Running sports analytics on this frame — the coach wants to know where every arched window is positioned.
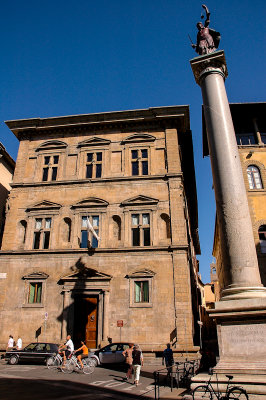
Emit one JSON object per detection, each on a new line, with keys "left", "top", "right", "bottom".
{"left": 19, "top": 220, "right": 27, "bottom": 245}
{"left": 247, "top": 165, "right": 263, "bottom": 189}
{"left": 259, "top": 225, "right": 266, "bottom": 254}
{"left": 160, "top": 213, "right": 171, "bottom": 239}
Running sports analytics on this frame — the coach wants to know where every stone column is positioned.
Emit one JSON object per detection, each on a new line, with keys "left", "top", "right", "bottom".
{"left": 103, "top": 290, "right": 110, "bottom": 341}
{"left": 190, "top": 50, "right": 266, "bottom": 300}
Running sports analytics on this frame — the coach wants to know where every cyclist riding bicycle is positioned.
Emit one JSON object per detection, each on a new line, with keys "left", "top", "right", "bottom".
{"left": 74, "top": 340, "right": 89, "bottom": 369}
{"left": 59, "top": 335, "right": 74, "bottom": 362}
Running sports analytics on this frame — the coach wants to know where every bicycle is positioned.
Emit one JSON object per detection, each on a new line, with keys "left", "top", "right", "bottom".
{"left": 61, "top": 354, "right": 95, "bottom": 375}
{"left": 192, "top": 369, "right": 248, "bottom": 399}
{"left": 46, "top": 353, "right": 64, "bottom": 370}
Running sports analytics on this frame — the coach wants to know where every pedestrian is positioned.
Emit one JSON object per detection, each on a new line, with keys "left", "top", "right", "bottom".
{"left": 132, "top": 344, "right": 143, "bottom": 386}
{"left": 6, "top": 335, "right": 14, "bottom": 351}
{"left": 162, "top": 343, "right": 174, "bottom": 379}
{"left": 16, "top": 336, "right": 23, "bottom": 350}
{"left": 123, "top": 343, "right": 134, "bottom": 380}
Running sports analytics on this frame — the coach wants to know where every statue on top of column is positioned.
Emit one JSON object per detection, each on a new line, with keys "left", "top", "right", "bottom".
{"left": 191, "top": 4, "right": 220, "bottom": 55}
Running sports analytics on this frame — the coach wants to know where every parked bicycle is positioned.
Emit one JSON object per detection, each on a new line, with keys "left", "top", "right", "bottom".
{"left": 61, "top": 354, "right": 95, "bottom": 375}
{"left": 192, "top": 369, "right": 248, "bottom": 399}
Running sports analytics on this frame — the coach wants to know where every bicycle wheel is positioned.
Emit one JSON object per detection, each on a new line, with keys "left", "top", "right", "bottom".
{"left": 227, "top": 387, "right": 248, "bottom": 399}
{"left": 61, "top": 360, "right": 74, "bottom": 374}
{"left": 47, "top": 356, "right": 60, "bottom": 370}
{"left": 82, "top": 362, "right": 95, "bottom": 375}
{"left": 193, "top": 385, "right": 213, "bottom": 399}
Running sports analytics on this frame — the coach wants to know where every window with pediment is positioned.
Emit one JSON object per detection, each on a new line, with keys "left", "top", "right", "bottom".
{"left": 77, "top": 137, "right": 110, "bottom": 179}
{"left": 122, "top": 133, "right": 155, "bottom": 177}
{"left": 127, "top": 269, "right": 155, "bottom": 308}
{"left": 25, "top": 200, "right": 61, "bottom": 250}
{"left": 121, "top": 195, "right": 158, "bottom": 247}
{"left": 72, "top": 197, "right": 108, "bottom": 248}
{"left": 35, "top": 140, "right": 67, "bottom": 182}
{"left": 22, "top": 272, "right": 49, "bottom": 307}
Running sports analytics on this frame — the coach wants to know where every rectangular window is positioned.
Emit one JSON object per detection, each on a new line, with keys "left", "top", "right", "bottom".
{"left": 131, "top": 149, "right": 148, "bottom": 176}
{"left": 42, "top": 155, "right": 60, "bottom": 181}
{"left": 236, "top": 134, "right": 256, "bottom": 145}
{"left": 131, "top": 213, "right": 150, "bottom": 246}
{"left": 80, "top": 215, "right": 99, "bottom": 248}
{"left": 135, "top": 281, "right": 149, "bottom": 303}
{"left": 28, "top": 282, "right": 42, "bottom": 304}
{"left": 33, "top": 218, "right": 51, "bottom": 249}
{"left": 86, "top": 152, "right": 102, "bottom": 179}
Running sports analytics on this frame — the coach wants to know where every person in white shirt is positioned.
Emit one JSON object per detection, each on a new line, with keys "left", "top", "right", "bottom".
{"left": 59, "top": 335, "right": 74, "bottom": 362}
{"left": 16, "top": 337, "right": 22, "bottom": 350}
{"left": 6, "top": 335, "right": 14, "bottom": 351}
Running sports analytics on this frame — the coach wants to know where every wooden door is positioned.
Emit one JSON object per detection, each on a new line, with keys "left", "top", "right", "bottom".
{"left": 74, "top": 296, "right": 98, "bottom": 349}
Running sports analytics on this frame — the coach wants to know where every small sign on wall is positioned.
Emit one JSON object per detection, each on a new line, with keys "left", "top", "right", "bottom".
{"left": 117, "top": 320, "right": 123, "bottom": 327}
{"left": 0, "top": 273, "right": 7, "bottom": 279}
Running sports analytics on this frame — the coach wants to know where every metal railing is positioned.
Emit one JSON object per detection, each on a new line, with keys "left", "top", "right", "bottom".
{"left": 153, "top": 359, "right": 200, "bottom": 400}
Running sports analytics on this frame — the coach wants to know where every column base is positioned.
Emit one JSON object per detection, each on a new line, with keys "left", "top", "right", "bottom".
{"left": 221, "top": 286, "right": 266, "bottom": 301}
{"left": 203, "top": 298, "right": 266, "bottom": 398}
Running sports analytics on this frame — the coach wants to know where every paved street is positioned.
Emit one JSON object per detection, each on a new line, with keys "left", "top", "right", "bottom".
{"left": 0, "top": 360, "right": 188, "bottom": 399}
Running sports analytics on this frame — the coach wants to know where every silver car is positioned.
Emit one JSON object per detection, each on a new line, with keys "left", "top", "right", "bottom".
{"left": 89, "top": 343, "right": 130, "bottom": 366}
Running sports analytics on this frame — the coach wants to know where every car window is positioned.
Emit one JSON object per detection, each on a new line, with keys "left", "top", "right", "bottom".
{"left": 117, "top": 344, "right": 124, "bottom": 351}
{"left": 35, "top": 343, "right": 46, "bottom": 351}
{"left": 101, "top": 344, "right": 117, "bottom": 352}
{"left": 123, "top": 344, "right": 129, "bottom": 351}
{"left": 46, "top": 344, "right": 51, "bottom": 351}
{"left": 24, "top": 343, "right": 37, "bottom": 351}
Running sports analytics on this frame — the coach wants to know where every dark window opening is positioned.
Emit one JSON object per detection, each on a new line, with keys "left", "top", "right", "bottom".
{"left": 33, "top": 232, "right": 41, "bottom": 249}
{"left": 42, "top": 168, "right": 48, "bottom": 181}
{"left": 132, "top": 228, "right": 140, "bottom": 246}
{"left": 51, "top": 167, "right": 57, "bottom": 181}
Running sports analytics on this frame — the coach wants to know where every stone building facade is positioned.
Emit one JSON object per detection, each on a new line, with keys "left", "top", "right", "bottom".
{"left": 207, "top": 103, "right": 266, "bottom": 293}
{"left": 0, "top": 143, "right": 15, "bottom": 248}
{"left": 0, "top": 106, "right": 201, "bottom": 354}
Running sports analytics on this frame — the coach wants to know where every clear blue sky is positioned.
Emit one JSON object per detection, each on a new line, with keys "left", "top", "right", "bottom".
{"left": 0, "top": 0, "right": 265, "bottom": 282}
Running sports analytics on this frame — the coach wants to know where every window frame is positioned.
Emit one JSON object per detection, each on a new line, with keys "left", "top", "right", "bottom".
{"left": 247, "top": 165, "right": 263, "bottom": 190}
{"left": 22, "top": 272, "right": 49, "bottom": 308}
{"left": 33, "top": 217, "right": 52, "bottom": 250}
{"left": 85, "top": 151, "right": 103, "bottom": 179}
{"left": 80, "top": 214, "right": 100, "bottom": 248}
{"left": 131, "top": 212, "right": 151, "bottom": 247}
{"left": 258, "top": 225, "right": 266, "bottom": 254}
{"left": 128, "top": 271, "right": 154, "bottom": 308}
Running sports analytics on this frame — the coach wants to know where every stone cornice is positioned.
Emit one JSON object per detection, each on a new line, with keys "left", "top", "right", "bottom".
{"left": 0, "top": 245, "right": 189, "bottom": 256}
{"left": 10, "top": 173, "right": 183, "bottom": 188}
{"left": 5, "top": 106, "right": 190, "bottom": 140}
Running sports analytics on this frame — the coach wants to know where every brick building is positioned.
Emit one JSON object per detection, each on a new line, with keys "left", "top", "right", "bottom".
{"left": 0, "top": 106, "right": 200, "bottom": 355}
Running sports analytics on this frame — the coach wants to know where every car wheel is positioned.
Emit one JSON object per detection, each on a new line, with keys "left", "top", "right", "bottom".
{"left": 9, "top": 355, "right": 19, "bottom": 365}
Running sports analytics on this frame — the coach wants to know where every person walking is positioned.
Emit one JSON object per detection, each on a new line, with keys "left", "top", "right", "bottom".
{"left": 123, "top": 343, "right": 134, "bottom": 380}
{"left": 132, "top": 344, "right": 143, "bottom": 386}
{"left": 162, "top": 343, "right": 174, "bottom": 379}
{"left": 6, "top": 335, "right": 14, "bottom": 351}
{"left": 16, "top": 337, "right": 23, "bottom": 350}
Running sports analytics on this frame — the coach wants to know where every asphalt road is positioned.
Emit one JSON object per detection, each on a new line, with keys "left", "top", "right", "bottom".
{"left": 0, "top": 360, "right": 157, "bottom": 400}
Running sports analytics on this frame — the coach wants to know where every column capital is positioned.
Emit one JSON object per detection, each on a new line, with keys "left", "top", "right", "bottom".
{"left": 190, "top": 50, "right": 228, "bottom": 85}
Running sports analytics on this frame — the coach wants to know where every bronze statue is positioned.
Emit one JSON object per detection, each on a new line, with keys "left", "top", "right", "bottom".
{"left": 191, "top": 4, "right": 220, "bottom": 55}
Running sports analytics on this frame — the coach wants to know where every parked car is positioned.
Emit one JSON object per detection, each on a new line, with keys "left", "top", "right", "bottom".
{"left": 5, "top": 342, "right": 58, "bottom": 365}
{"left": 89, "top": 343, "right": 130, "bottom": 366}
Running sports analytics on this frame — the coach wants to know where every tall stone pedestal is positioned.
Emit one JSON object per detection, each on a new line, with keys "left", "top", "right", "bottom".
{"left": 190, "top": 51, "right": 266, "bottom": 398}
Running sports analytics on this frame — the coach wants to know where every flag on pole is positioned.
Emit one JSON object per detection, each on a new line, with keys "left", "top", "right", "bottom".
{"left": 86, "top": 216, "right": 100, "bottom": 241}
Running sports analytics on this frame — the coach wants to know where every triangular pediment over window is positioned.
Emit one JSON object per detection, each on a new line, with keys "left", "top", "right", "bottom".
{"left": 35, "top": 140, "right": 67, "bottom": 151}
{"left": 77, "top": 137, "right": 111, "bottom": 147}
{"left": 61, "top": 267, "right": 112, "bottom": 282}
{"left": 22, "top": 271, "right": 49, "bottom": 280}
{"left": 126, "top": 269, "right": 155, "bottom": 279}
{"left": 72, "top": 197, "right": 109, "bottom": 209}
{"left": 26, "top": 200, "right": 62, "bottom": 212}
{"left": 121, "top": 195, "right": 158, "bottom": 206}
{"left": 122, "top": 133, "right": 156, "bottom": 144}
